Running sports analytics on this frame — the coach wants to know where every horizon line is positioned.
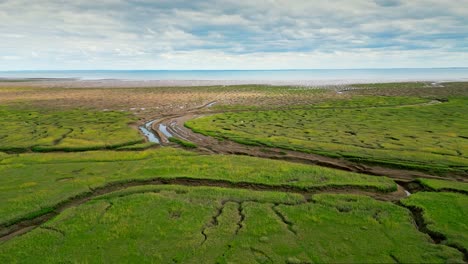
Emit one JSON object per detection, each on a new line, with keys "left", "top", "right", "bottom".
{"left": 1, "top": 67, "right": 468, "bottom": 72}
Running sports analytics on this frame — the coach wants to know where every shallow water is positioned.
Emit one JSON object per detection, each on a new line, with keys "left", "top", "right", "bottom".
{"left": 1, "top": 68, "right": 467, "bottom": 85}
{"left": 159, "top": 124, "right": 173, "bottom": 138}
{"left": 139, "top": 120, "right": 160, "bottom": 143}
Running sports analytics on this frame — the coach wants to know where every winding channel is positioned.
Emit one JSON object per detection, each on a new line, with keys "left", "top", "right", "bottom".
{"left": 139, "top": 101, "right": 466, "bottom": 183}
{"left": 1, "top": 100, "right": 466, "bottom": 253}
{"left": 138, "top": 120, "right": 160, "bottom": 143}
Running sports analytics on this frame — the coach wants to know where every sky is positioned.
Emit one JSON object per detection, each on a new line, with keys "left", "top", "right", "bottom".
{"left": 1, "top": 0, "right": 468, "bottom": 70}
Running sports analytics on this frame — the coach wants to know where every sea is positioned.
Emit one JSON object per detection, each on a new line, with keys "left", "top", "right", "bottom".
{"left": 1, "top": 68, "right": 467, "bottom": 86}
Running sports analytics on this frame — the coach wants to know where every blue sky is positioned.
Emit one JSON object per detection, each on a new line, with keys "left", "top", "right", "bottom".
{"left": 1, "top": 0, "right": 467, "bottom": 70}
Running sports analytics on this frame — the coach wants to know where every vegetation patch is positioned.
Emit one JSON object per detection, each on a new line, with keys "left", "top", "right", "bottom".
{"left": 116, "top": 142, "right": 157, "bottom": 151}
{"left": 0, "top": 148, "right": 396, "bottom": 227}
{"left": 350, "top": 82, "right": 468, "bottom": 98}
{"left": 418, "top": 178, "right": 468, "bottom": 194}
{"left": 0, "top": 106, "right": 143, "bottom": 152}
{"left": 305, "top": 95, "right": 429, "bottom": 108}
{"left": 169, "top": 137, "right": 197, "bottom": 148}
{"left": 212, "top": 95, "right": 429, "bottom": 112}
{"left": 0, "top": 188, "right": 463, "bottom": 263}
{"left": 401, "top": 192, "right": 468, "bottom": 256}
{"left": 187, "top": 96, "right": 468, "bottom": 175}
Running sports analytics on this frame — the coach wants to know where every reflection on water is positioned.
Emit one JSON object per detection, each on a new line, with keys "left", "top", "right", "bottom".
{"left": 159, "top": 124, "right": 173, "bottom": 138}
{"left": 139, "top": 120, "right": 160, "bottom": 143}
{"left": 1, "top": 69, "right": 468, "bottom": 82}
{"left": 206, "top": 102, "right": 217, "bottom": 107}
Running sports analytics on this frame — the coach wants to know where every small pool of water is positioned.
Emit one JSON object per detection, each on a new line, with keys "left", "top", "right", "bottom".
{"left": 159, "top": 124, "right": 173, "bottom": 138}
{"left": 139, "top": 120, "right": 160, "bottom": 143}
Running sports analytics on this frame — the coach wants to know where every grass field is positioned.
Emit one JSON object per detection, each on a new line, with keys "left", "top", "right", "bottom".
{"left": 212, "top": 95, "right": 431, "bottom": 111}
{"left": 0, "top": 106, "right": 143, "bottom": 152}
{"left": 0, "top": 186, "right": 463, "bottom": 263}
{"left": 350, "top": 82, "right": 468, "bottom": 97}
{"left": 169, "top": 137, "right": 198, "bottom": 148}
{"left": 418, "top": 178, "right": 468, "bottom": 193}
{"left": 0, "top": 148, "right": 396, "bottom": 227}
{"left": 401, "top": 192, "right": 468, "bottom": 254}
{"left": 186, "top": 96, "right": 468, "bottom": 174}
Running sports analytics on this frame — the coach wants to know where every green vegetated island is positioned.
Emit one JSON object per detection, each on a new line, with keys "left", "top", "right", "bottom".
{"left": 187, "top": 95, "right": 468, "bottom": 175}
{"left": 0, "top": 82, "right": 467, "bottom": 263}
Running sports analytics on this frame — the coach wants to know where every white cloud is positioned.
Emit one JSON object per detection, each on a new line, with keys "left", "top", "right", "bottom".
{"left": 0, "top": 0, "right": 467, "bottom": 70}
{"left": 1, "top": 56, "right": 22, "bottom": 60}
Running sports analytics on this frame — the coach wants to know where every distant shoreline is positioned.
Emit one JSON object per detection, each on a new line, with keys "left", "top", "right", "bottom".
{"left": 0, "top": 68, "right": 467, "bottom": 87}
{"left": 1, "top": 78, "right": 468, "bottom": 88}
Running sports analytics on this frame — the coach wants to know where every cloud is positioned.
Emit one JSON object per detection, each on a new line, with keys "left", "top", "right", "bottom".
{"left": 0, "top": 0, "right": 467, "bottom": 70}
{"left": 1, "top": 55, "right": 22, "bottom": 61}
{"left": 374, "top": 0, "right": 401, "bottom": 7}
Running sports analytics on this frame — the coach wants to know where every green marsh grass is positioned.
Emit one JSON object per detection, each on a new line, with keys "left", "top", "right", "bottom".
{"left": 418, "top": 178, "right": 468, "bottom": 193}
{"left": 0, "top": 148, "right": 396, "bottom": 226}
{"left": 186, "top": 96, "right": 468, "bottom": 174}
{"left": 116, "top": 142, "right": 157, "bottom": 151}
{"left": 169, "top": 137, "right": 198, "bottom": 148}
{"left": 402, "top": 192, "right": 468, "bottom": 253}
{"left": 0, "top": 188, "right": 463, "bottom": 263}
{"left": 0, "top": 106, "right": 143, "bottom": 152}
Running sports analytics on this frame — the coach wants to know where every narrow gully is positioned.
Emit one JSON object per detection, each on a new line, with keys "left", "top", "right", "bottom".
{"left": 0, "top": 177, "right": 406, "bottom": 243}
